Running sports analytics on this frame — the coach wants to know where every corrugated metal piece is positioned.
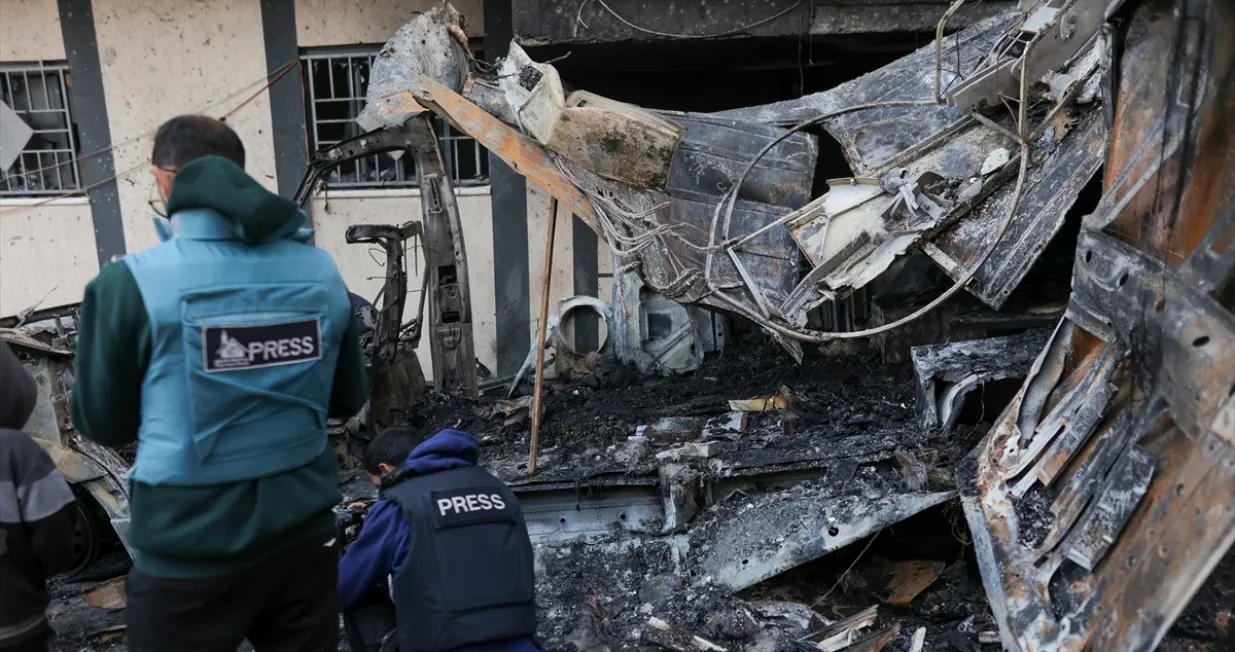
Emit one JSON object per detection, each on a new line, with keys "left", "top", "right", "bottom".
{"left": 656, "top": 112, "right": 819, "bottom": 309}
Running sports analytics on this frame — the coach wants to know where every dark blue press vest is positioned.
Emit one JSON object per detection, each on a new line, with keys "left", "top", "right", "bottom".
{"left": 124, "top": 208, "right": 352, "bottom": 486}
{"left": 382, "top": 465, "right": 538, "bottom": 652}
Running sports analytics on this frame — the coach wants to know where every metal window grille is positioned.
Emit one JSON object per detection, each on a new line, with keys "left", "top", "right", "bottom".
{"left": 0, "top": 62, "right": 80, "bottom": 196}
{"left": 302, "top": 49, "right": 489, "bottom": 189}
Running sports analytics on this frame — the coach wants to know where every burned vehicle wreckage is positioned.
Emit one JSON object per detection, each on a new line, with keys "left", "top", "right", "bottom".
{"left": 2, "top": 0, "right": 1233, "bottom": 649}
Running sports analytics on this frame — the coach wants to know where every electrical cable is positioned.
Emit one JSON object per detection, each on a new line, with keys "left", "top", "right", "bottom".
{"left": 0, "top": 159, "right": 149, "bottom": 213}
{"left": 709, "top": 141, "right": 1028, "bottom": 343}
{"left": 0, "top": 61, "right": 302, "bottom": 218}
{"left": 220, "top": 60, "right": 299, "bottom": 120}
{"left": 695, "top": 30, "right": 1045, "bottom": 343}
{"left": 935, "top": 0, "right": 971, "bottom": 102}
{"left": 702, "top": 100, "right": 938, "bottom": 284}
{"left": 591, "top": 0, "right": 804, "bottom": 40}
{"left": 5, "top": 60, "right": 301, "bottom": 187}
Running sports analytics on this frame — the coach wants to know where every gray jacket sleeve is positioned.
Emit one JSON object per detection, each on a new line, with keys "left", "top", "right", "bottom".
{"left": 0, "top": 430, "right": 80, "bottom": 575}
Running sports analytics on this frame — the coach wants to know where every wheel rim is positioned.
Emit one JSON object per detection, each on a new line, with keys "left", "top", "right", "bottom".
{"left": 59, "top": 501, "right": 98, "bottom": 578}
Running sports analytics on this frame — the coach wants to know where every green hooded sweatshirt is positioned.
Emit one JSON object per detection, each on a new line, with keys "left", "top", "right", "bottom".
{"left": 69, "top": 156, "right": 368, "bottom": 579}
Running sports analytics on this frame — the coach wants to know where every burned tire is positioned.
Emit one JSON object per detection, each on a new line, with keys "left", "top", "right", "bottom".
{"left": 57, "top": 486, "right": 125, "bottom": 582}
{"left": 58, "top": 498, "right": 99, "bottom": 579}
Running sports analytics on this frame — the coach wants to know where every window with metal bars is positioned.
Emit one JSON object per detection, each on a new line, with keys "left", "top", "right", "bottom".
{"left": 302, "top": 49, "right": 489, "bottom": 189}
{"left": 0, "top": 62, "right": 81, "bottom": 197}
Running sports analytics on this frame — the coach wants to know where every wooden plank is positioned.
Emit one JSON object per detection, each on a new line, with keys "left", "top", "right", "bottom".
{"left": 840, "top": 624, "right": 901, "bottom": 652}
{"left": 0, "top": 328, "right": 72, "bottom": 356}
{"left": 408, "top": 78, "right": 600, "bottom": 232}
{"left": 83, "top": 577, "right": 126, "bottom": 610}
{"left": 882, "top": 560, "right": 946, "bottom": 607}
{"left": 909, "top": 627, "right": 927, "bottom": 652}
{"left": 815, "top": 605, "right": 879, "bottom": 651}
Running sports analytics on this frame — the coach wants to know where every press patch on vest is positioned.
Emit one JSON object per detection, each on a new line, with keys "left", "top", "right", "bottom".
{"left": 202, "top": 319, "right": 322, "bottom": 372}
{"left": 430, "top": 487, "right": 515, "bottom": 529}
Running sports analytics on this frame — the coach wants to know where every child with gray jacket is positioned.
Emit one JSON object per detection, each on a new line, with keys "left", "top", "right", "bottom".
{"left": 0, "top": 342, "right": 79, "bottom": 652}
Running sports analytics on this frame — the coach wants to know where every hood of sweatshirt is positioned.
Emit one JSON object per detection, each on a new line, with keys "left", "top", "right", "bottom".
{"left": 0, "top": 343, "right": 37, "bottom": 430}
{"left": 165, "top": 155, "right": 304, "bottom": 245}
{"left": 400, "top": 429, "right": 480, "bottom": 477}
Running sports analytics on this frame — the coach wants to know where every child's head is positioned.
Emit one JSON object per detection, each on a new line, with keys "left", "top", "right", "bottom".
{"left": 362, "top": 426, "right": 425, "bottom": 486}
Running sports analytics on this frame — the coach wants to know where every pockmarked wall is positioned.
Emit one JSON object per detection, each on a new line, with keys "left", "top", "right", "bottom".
{"left": 91, "top": 0, "right": 279, "bottom": 255}
{"left": 0, "top": 0, "right": 613, "bottom": 373}
{"left": 294, "top": 0, "right": 484, "bottom": 47}
{"left": 0, "top": 0, "right": 65, "bottom": 61}
{"left": 0, "top": 0, "right": 93, "bottom": 317}
{"left": 0, "top": 200, "right": 99, "bottom": 317}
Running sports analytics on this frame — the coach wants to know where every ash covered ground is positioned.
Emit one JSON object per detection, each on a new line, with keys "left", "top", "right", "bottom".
{"left": 43, "top": 343, "right": 1235, "bottom": 651}
{"left": 399, "top": 345, "right": 961, "bottom": 485}
{"left": 47, "top": 577, "right": 126, "bottom": 652}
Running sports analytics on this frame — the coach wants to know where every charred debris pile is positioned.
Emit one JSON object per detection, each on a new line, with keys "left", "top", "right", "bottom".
{"left": 382, "top": 341, "right": 1001, "bottom": 652}
{"left": 340, "top": 0, "right": 1233, "bottom": 648}
{"left": 363, "top": 332, "right": 1228, "bottom": 652}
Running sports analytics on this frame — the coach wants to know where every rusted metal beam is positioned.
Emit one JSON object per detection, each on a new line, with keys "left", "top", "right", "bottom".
{"left": 406, "top": 80, "right": 601, "bottom": 232}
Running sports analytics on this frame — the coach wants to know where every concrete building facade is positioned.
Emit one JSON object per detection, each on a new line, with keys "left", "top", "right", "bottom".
{"left": 0, "top": 0, "right": 607, "bottom": 381}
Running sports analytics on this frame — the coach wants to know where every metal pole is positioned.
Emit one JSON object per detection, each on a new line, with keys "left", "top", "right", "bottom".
{"left": 528, "top": 198, "right": 558, "bottom": 475}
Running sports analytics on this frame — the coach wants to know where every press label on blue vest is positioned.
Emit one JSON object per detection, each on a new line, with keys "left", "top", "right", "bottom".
{"left": 202, "top": 319, "right": 322, "bottom": 372}
{"left": 430, "top": 487, "right": 515, "bottom": 529}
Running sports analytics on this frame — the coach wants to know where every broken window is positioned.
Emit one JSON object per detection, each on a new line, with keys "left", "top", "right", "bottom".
{"left": 0, "top": 62, "right": 81, "bottom": 197}
{"left": 300, "top": 48, "right": 489, "bottom": 188}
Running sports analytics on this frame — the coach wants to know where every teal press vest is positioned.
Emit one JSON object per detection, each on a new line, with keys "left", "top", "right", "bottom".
{"left": 124, "top": 208, "right": 351, "bottom": 486}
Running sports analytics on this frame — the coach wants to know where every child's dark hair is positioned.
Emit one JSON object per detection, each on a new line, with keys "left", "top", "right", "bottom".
{"left": 362, "top": 427, "right": 426, "bottom": 476}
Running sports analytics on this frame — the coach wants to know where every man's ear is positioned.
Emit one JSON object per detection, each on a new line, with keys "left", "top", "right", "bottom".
{"left": 378, "top": 462, "right": 395, "bottom": 476}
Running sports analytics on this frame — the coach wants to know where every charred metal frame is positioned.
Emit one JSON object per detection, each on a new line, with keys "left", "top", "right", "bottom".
{"left": 961, "top": 0, "right": 1235, "bottom": 650}
{"left": 346, "top": 222, "right": 426, "bottom": 354}
{"left": 345, "top": 221, "right": 428, "bottom": 430}
{"left": 405, "top": 116, "right": 479, "bottom": 400}
{"left": 910, "top": 329, "right": 1050, "bottom": 433}
{"left": 296, "top": 117, "right": 479, "bottom": 401}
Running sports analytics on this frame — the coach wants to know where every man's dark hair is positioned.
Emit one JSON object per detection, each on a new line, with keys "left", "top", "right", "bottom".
{"left": 151, "top": 115, "right": 245, "bottom": 169}
{"left": 362, "top": 427, "right": 427, "bottom": 476}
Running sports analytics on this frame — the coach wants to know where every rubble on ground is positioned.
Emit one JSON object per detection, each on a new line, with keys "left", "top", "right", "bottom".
{"left": 7, "top": 0, "right": 1234, "bottom": 649}
{"left": 362, "top": 340, "right": 1230, "bottom": 652}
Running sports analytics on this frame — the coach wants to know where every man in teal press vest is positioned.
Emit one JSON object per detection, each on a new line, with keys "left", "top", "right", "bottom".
{"left": 70, "top": 115, "right": 368, "bottom": 652}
